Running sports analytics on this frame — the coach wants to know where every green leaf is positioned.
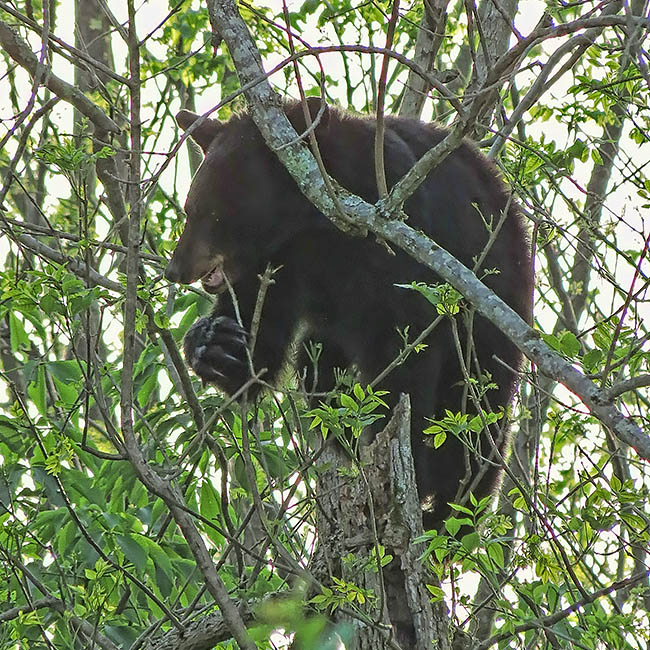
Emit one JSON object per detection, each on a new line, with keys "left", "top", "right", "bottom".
{"left": 339, "top": 394, "right": 358, "bottom": 411}
{"left": 8, "top": 312, "right": 29, "bottom": 352}
{"left": 108, "top": 475, "right": 124, "bottom": 513}
{"left": 48, "top": 360, "right": 85, "bottom": 383}
{"left": 433, "top": 432, "right": 447, "bottom": 448}
{"left": 27, "top": 364, "right": 47, "bottom": 416}
{"left": 137, "top": 372, "right": 158, "bottom": 408}
{"left": 67, "top": 471, "right": 105, "bottom": 506}
{"left": 559, "top": 331, "right": 580, "bottom": 358}
{"left": 487, "top": 542, "right": 505, "bottom": 568}
{"left": 116, "top": 534, "right": 148, "bottom": 573}
{"left": 52, "top": 375, "right": 78, "bottom": 407}
{"left": 57, "top": 519, "right": 78, "bottom": 556}
{"left": 582, "top": 348, "right": 602, "bottom": 372}
{"left": 445, "top": 517, "right": 461, "bottom": 536}
{"left": 461, "top": 532, "right": 480, "bottom": 552}
{"left": 448, "top": 503, "right": 474, "bottom": 515}
{"left": 541, "top": 333, "right": 561, "bottom": 352}
{"left": 200, "top": 481, "right": 220, "bottom": 521}
{"left": 425, "top": 584, "right": 444, "bottom": 602}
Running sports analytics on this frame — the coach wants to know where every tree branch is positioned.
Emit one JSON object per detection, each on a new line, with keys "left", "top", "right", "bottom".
{"left": 207, "top": 0, "right": 650, "bottom": 460}
{"left": 0, "top": 19, "right": 120, "bottom": 133}
{"left": 0, "top": 1, "right": 130, "bottom": 86}
{"left": 149, "top": 602, "right": 255, "bottom": 650}
{"left": 0, "top": 595, "right": 119, "bottom": 650}
{"left": 116, "top": 10, "right": 256, "bottom": 648}
{"left": 472, "top": 570, "right": 650, "bottom": 650}
{"left": 399, "top": 0, "right": 451, "bottom": 119}
{"left": 2, "top": 230, "right": 123, "bottom": 292}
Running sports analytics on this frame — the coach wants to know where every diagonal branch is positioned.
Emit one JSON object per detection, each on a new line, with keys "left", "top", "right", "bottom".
{"left": 0, "top": 19, "right": 120, "bottom": 133}
{"left": 206, "top": 0, "right": 649, "bottom": 459}
{"left": 473, "top": 570, "right": 650, "bottom": 650}
{"left": 149, "top": 602, "right": 255, "bottom": 650}
{"left": 0, "top": 1, "right": 130, "bottom": 86}
{"left": 117, "top": 5, "right": 256, "bottom": 649}
{"left": 0, "top": 593, "right": 119, "bottom": 650}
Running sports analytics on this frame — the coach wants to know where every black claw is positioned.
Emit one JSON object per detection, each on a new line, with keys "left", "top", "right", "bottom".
{"left": 184, "top": 313, "right": 251, "bottom": 388}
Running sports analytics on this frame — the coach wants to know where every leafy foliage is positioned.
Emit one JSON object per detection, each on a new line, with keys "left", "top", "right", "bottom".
{"left": 0, "top": 0, "right": 649, "bottom": 648}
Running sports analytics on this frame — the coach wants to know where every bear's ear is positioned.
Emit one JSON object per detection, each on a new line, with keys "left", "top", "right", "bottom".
{"left": 176, "top": 109, "right": 222, "bottom": 153}
{"left": 285, "top": 97, "right": 330, "bottom": 138}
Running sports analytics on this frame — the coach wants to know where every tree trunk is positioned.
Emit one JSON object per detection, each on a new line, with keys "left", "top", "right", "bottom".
{"left": 312, "top": 395, "right": 452, "bottom": 650}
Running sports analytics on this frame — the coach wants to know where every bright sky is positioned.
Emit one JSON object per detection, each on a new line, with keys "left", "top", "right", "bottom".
{"left": 1, "top": 0, "right": 647, "bottom": 303}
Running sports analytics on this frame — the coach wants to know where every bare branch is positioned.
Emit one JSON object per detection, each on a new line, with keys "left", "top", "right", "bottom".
{"left": 374, "top": 0, "right": 401, "bottom": 198}
{"left": 113, "top": 8, "right": 257, "bottom": 647}
{"left": 604, "top": 374, "right": 650, "bottom": 400}
{"left": 2, "top": 230, "right": 123, "bottom": 292}
{"left": 399, "top": 0, "right": 451, "bottom": 119}
{"left": 473, "top": 570, "right": 650, "bottom": 650}
{"left": 0, "top": 19, "right": 120, "bottom": 133}
{"left": 0, "top": 595, "right": 119, "bottom": 650}
{"left": 0, "top": 0, "right": 130, "bottom": 86}
{"left": 149, "top": 602, "right": 255, "bottom": 650}
{"left": 207, "top": 0, "right": 650, "bottom": 459}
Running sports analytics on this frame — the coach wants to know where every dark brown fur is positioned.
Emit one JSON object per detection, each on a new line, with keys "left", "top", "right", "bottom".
{"left": 166, "top": 99, "right": 533, "bottom": 528}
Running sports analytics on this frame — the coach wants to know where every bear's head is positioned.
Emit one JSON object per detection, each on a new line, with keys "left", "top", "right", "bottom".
{"left": 165, "top": 98, "right": 331, "bottom": 294}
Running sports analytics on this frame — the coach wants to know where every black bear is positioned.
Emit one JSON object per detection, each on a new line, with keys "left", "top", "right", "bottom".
{"left": 165, "top": 98, "right": 533, "bottom": 528}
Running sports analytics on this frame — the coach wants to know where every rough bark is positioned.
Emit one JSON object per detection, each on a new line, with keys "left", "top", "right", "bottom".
{"left": 312, "top": 395, "right": 452, "bottom": 650}
{"left": 464, "top": 0, "right": 520, "bottom": 138}
{"left": 399, "top": 0, "right": 451, "bottom": 119}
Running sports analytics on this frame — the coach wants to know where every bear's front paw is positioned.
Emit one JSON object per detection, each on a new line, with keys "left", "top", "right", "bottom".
{"left": 184, "top": 315, "right": 250, "bottom": 390}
